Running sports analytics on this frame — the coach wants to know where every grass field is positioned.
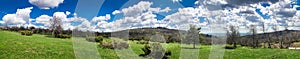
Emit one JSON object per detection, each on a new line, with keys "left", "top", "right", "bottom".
{"left": 1, "top": 30, "right": 300, "bottom": 59}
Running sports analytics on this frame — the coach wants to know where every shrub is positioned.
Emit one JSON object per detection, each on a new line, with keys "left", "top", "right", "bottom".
{"left": 113, "top": 39, "right": 129, "bottom": 49}
{"left": 137, "top": 41, "right": 149, "bottom": 44}
{"left": 163, "top": 51, "right": 172, "bottom": 59}
{"left": 224, "top": 45, "right": 236, "bottom": 49}
{"left": 100, "top": 41, "right": 114, "bottom": 49}
{"left": 99, "top": 38, "right": 129, "bottom": 49}
{"left": 56, "top": 34, "right": 71, "bottom": 38}
{"left": 139, "top": 42, "right": 171, "bottom": 59}
{"left": 20, "top": 30, "right": 33, "bottom": 36}
{"left": 86, "top": 36, "right": 104, "bottom": 42}
{"left": 139, "top": 44, "right": 151, "bottom": 57}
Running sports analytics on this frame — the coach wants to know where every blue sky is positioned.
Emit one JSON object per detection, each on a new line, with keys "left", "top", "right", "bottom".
{"left": 0, "top": 0, "right": 196, "bottom": 20}
{"left": 0, "top": 0, "right": 280, "bottom": 21}
{"left": 0, "top": 0, "right": 300, "bottom": 33}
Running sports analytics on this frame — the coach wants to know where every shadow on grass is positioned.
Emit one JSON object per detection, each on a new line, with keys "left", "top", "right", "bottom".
{"left": 181, "top": 47, "right": 201, "bottom": 49}
{"left": 45, "top": 35, "right": 54, "bottom": 38}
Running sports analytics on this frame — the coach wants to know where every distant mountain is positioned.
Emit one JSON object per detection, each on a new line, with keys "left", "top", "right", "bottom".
{"left": 241, "top": 30, "right": 300, "bottom": 38}
{"left": 238, "top": 29, "right": 300, "bottom": 46}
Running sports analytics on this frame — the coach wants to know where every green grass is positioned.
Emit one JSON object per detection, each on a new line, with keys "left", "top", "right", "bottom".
{"left": 1, "top": 30, "right": 300, "bottom": 59}
{"left": 0, "top": 31, "right": 75, "bottom": 59}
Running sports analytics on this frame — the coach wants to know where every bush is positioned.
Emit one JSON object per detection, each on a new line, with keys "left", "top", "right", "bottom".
{"left": 20, "top": 30, "right": 33, "bottom": 36}
{"left": 163, "top": 51, "right": 172, "bottom": 59}
{"left": 139, "top": 44, "right": 151, "bottom": 57}
{"left": 137, "top": 41, "right": 149, "bottom": 44}
{"left": 100, "top": 41, "right": 114, "bottom": 49}
{"left": 86, "top": 36, "right": 104, "bottom": 42}
{"left": 99, "top": 38, "right": 129, "bottom": 49}
{"left": 113, "top": 39, "right": 129, "bottom": 49}
{"left": 56, "top": 34, "right": 71, "bottom": 38}
{"left": 139, "top": 42, "right": 171, "bottom": 59}
{"left": 224, "top": 45, "right": 236, "bottom": 49}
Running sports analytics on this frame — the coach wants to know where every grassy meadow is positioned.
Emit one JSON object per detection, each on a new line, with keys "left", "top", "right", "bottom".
{"left": 1, "top": 30, "right": 300, "bottom": 59}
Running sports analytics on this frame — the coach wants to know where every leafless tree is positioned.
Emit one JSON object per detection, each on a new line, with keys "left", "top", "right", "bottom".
{"left": 226, "top": 25, "right": 240, "bottom": 48}
{"left": 261, "top": 22, "right": 271, "bottom": 48}
{"left": 186, "top": 25, "right": 200, "bottom": 48}
{"left": 249, "top": 25, "right": 258, "bottom": 48}
{"left": 50, "top": 16, "right": 63, "bottom": 37}
{"left": 271, "top": 25, "right": 282, "bottom": 48}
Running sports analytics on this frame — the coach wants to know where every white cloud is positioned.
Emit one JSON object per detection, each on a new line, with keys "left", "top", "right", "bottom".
{"left": 2, "top": 7, "right": 33, "bottom": 25}
{"left": 34, "top": 11, "right": 77, "bottom": 30}
{"left": 53, "top": 12, "right": 68, "bottom": 21}
{"left": 121, "top": 1, "right": 152, "bottom": 17}
{"left": 172, "top": 0, "right": 182, "bottom": 3}
{"left": 0, "top": 21, "right": 4, "bottom": 24}
{"left": 36, "top": 15, "right": 52, "bottom": 27}
{"left": 66, "top": 11, "right": 71, "bottom": 15}
{"left": 93, "top": 1, "right": 171, "bottom": 32}
{"left": 11, "top": 0, "right": 298, "bottom": 33}
{"left": 68, "top": 15, "right": 86, "bottom": 22}
{"left": 91, "top": 14, "right": 110, "bottom": 22}
{"left": 29, "top": 0, "right": 64, "bottom": 9}
{"left": 112, "top": 10, "right": 121, "bottom": 15}
{"left": 76, "top": 20, "right": 92, "bottom": 31}
{"left": 162, "top": 7, "right": 203, "bottom": 30}
{"left": 258, "top": 0, "right": 299, "bottom": 29}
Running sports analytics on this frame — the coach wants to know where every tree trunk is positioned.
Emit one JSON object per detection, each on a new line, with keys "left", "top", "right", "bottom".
{"left": 233, "top": 42, "right": 237, "bottom": 48}
{"left": 193, "top": 40, "right": 196, "bottom": 48}
{"left": 267, "top": 34, "right": 271, "bottom": 48}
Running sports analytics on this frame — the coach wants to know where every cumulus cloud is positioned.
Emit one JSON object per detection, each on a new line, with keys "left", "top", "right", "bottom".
{"left": 0, "top": 21, "right": 4, "bottom": 24}
{"left": 34, "top": 11, "right": 78, "bottom": 30}
{"left": 162, "top": 7, "right": 204, "bottom": 30}
{"left": 91, "top": 14, "right": 111, "bottom": 22}
{"left": 68, "top": 13, "right": 87, "bottom": 22}
{"left": 92, "top": 1, "right": 171, "bottom": 32}
{"left": 36, "top": 15, "right": 52, "bottom": 27}
{"left": 66, "top": 11, "right": 71, "bottom": 15}
{"left": 8, "top": 0, "right": 298, "bottom": 33}
{"left": 112, "top": 10, "right": 121, "bottom": 15}
{"left": 76, "top": 20, "right": 93, "bottom": 31}
{"left": 2, "top": 7, "right": 33, "bottom": 25}
{"left": 258, "top": 0, "right": 299, "bottom": 28}
{"left": 225, "top": 0, "right": 279, "bottom": 7}
{"left": 172, "top": 0, "right": 182, "bottom": 3}
{"left": 29, "top": 0, "right": 64, "bottom": 9}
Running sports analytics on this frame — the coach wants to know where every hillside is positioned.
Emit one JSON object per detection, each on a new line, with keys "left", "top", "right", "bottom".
{"left": 238, "top": 29, "right": 300, "bottom": 47}
{"left": 96, "top": 27, "right": 213, "bottom": 43}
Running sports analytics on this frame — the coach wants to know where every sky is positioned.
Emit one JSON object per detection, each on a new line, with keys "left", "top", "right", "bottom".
{"left": 0, "top": 0, "right": 300, "bottom": 34}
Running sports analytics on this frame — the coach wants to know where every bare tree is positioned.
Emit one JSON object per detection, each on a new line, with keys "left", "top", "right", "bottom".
{"left": 282, "top": 20, "right": 297, "bottom": 48}
{"left": 261, "top": 22, "right": 272, "bottom": 48}
{"left": 50, "top": 16, "right": 63, "bottom": 37}
{"left": 186, "top": 25, "right": 200, "bottom": 48}
{"left": 271, "top": 25, "right": 281, "bottom": 48}
{"left": 227, "top": 25, "right": 240, "bottom": 48}
{"left": 249, "top": 25, "right": 258, "bottom": 48}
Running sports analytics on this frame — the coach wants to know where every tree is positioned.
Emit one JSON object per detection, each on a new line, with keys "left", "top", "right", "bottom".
{"left": 226, "top": 25, "right": 240, "bottom": 48}
{"left": 261, "top": 22, "right": 271, "bottom": 48}
{"left": 249, "top": 25, "right": 258, "bottom": 48}
{"left": 50, "top": 16, "right": 63, "bottom": 37}
{"left": 272, "top": 25, "right": 280, "bottom": 48}
{"left": 186, "top": 25, "right": 200, "bottom": 48}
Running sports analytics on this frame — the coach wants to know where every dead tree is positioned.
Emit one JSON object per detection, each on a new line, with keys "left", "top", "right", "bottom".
{"left": 227, "top": 25, "right": 240, "bottom": 48}
{"left": 249, "top": 25, "right": 258, "bottom": 48}
{"left": 50, "top": 16, "right": 63, "bottom": 37}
